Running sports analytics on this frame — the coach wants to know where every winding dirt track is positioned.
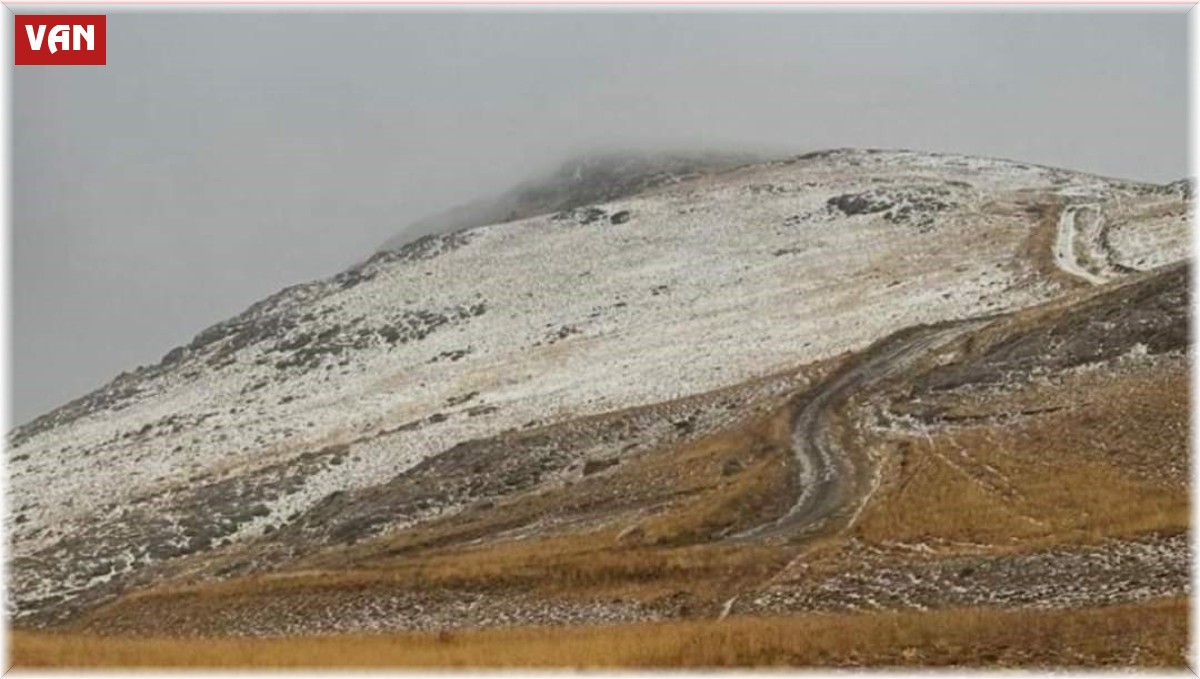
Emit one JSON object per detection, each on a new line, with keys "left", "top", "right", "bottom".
{"left": 733, "top": 320, "right": 989, "bottom": 542}
{"left": 1054, "top": 204, "right": 1107, "bottom": 285}
{"left": 1053, "top": 202, "right": 1133, "bottom": 286}
{"left": 736, "top": 197, "right": 1147, "bottom": 544}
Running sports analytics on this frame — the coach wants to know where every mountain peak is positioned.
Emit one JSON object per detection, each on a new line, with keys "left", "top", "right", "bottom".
{"left": 11, "top": 149, "right": 1191, "bottom": 641}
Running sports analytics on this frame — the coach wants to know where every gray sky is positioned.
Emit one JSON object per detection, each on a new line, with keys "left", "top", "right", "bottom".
{"left": 12, "top": 9, "right": 1189, "bottom": 425}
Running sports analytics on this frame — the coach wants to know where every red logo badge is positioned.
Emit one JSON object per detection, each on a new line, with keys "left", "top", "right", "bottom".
{"left": 15, "top": 15, "right": 106, "bottom": 66}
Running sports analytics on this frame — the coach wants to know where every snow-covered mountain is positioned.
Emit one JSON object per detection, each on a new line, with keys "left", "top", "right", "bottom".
{"left": 8, "top": 148, "right": 1191, "bottom": 627}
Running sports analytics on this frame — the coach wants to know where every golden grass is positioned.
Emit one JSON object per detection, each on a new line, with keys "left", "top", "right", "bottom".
{"left": 854, "top": 360, "right": 1188, "bottom": 548}
{"left": 16, "top": 597, "right": 1187, "bottom": 668}
{"left": 635, "top": 405, "right": 797, "bottom": 545}
{"left": 127, "top": 540, "right": 788, "bottom": 602}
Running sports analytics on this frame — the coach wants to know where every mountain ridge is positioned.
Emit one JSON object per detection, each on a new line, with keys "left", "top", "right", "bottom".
{"left": 8, "top": 148, "right": 1191, "bottom": 642}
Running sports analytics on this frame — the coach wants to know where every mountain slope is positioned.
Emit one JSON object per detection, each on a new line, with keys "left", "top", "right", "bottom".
{"left": 60, "top": 260, "right": 1187, "bottom": 637}
{"left": 8, "top": 149, "right": 1191, "bottom": 650}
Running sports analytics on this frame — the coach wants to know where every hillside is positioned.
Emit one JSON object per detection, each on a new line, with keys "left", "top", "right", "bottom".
{"left": 8, "top": 148, "right": 1191, "bottom": 667}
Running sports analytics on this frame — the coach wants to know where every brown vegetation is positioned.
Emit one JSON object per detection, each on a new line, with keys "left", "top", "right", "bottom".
{"left": 855, "top": 358, "right": 1188, "bottom": 548}
{"left": 15, "top": 597, "right": 1187, "bottom": 668}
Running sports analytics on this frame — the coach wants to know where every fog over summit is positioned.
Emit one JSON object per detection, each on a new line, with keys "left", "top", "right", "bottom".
{"left": 14, "top": 10, "right": 1187, "bottom": 425}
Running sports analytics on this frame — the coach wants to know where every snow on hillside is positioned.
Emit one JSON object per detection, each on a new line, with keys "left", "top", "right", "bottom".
{"left": 7, "top": 148, "right": 1190, "bottom": 619}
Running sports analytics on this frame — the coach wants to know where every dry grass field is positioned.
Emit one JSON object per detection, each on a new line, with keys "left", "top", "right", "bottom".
{"left": 854, "top": 358, "right": 1189, "bottom": 548}
{"left": 13, "top": 598, "right": 1187, "bottom": 668}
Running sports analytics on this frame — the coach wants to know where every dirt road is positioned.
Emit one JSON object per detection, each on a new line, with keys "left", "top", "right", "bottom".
{"left": 734, "top": 320, "right": 988, "bottom": 542}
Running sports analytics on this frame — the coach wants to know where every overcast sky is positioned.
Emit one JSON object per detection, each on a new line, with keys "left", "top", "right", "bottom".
{"left": 12, "top": 9, "right": 1189, "bottom": 424}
